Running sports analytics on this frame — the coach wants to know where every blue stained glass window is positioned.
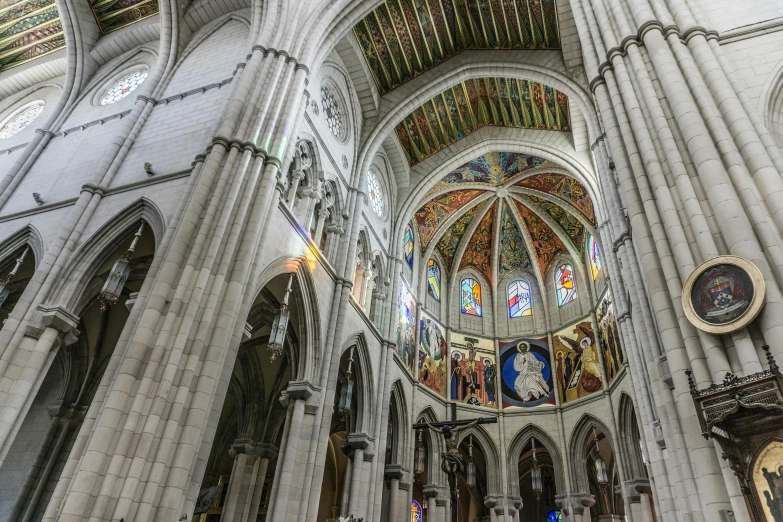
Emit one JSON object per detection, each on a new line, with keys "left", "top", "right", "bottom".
{"left": 427, "top": 259, "right": 441, "bottom": 301}
{"left": 404, "top": 224, "right": 414, "bottom": 269}
{"left": 411, "top": 501, "right": 423, "bottom": 522}
{"left": 547, "top": 510, "right": 563, "bottom": 522}
{"left": 461, "top": 278, "right": 482, "bottom": 316}
{"left": 508, "top": 280, "right": 532, "bottom": 318}
{"left": 555, "top": 263, "right": 577, "bottom": 306}
{"left": 588, "top": 235, "right": 602, "bottom": 280}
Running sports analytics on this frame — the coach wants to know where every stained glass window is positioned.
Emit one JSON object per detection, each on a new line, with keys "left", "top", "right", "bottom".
{"left": 0, "top": 102, "right": 44, "bottom": 139}
{"left": 100, "top": 71, "right": 148, "bottom": 105}
{"left": 461, "top": 277, "right": 482, "bottom": 316}
{"left": 555, "top": 263, "right": 577, "bottom": 306}
{"left": 411, "top": 501, "right": 423, "bottom": 522}
{"left": 321, "top": 85, "right": 343, "bottom": 138}
{"left": 588, "top": 235, "right": 602, "bottom": 280}
{"left": 508, "top": 280, "right": 532, "bottom": 318}
{"left": 427, "top": 259, "right": 441, "bottom": 301}
{"left": 547, "top": 510, "right": 563, "bottom": 522}
{"left": 367, "top": 170, "right": 384, "bottom": 217}
{"left": 404, "top": 224, "right": 414, "bottom": 269}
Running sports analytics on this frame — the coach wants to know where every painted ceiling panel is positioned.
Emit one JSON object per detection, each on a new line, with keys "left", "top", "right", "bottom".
{"left": 459, "top": 200, "right": 495, "bottom": 282}
{"left": 354, "top": 0, "right": 560, "bottom": 95}
{"left": 525, "top": 193, "right": 585, "bottom": 254}
{"left": 414, "top": 188, "right": 485, "bottom": 250}
{"left": 515, "top": 173, "right": 596, "bottom": 225}
{"left": 513, "top": 197, "right": 566, "bottom": 275}
{"left": 394, "top": 77, "right": 570, "bottom": 166}
{"left": 0, "top": 0, "right": 65, "bottom": 71}
{"left": 90, "top": 0, "right": 159, "bottom": 34}
{"left": 425, "top": 151, "right": 559, "bottom": 197}
{"left": 435, "top": 201, "right": 483, "bottom": 272}
{"left": 498, "top": 201, "right": 531, "bottom": 279}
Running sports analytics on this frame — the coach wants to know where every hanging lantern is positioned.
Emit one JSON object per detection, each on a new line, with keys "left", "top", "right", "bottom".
{"left": 466, "top": 435, "right": 476, "bottom": 487}
{"left": 592, "top": 427, "right": 609, "bottom": 486}
{"left": 100, "top": 222, "right": 144, "bottom": 311}
{"left": 0, "top": 245, "right": 29, "bottom": 308}
{"left": 414, "top": 429, "right": 426, "bottom": 477}
{"left": 268, "top": 274, "right": 294, "bottom": 360}
{"left": 337, "top": 347, "right": 355, "bottom": 419}
{"left": 531, "top": 438, "right": 543, "bottom": 499}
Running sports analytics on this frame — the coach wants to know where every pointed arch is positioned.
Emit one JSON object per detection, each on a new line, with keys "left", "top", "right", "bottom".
{"left": 341, "top": 331, "right": 375, "bottom": 434}
{"left": 0, "top": 224, "right": 44, "bottom": 268}
{"left": 458, "top": 423, "right": 502, "bottom": 494}
{"left": 414, "top": 406, "right": 445, "bottom": 485}
{"left": 506, "top": 424, "right": 566, "bottom": 498}
{"left": 49, "top": 197, "right": 165, "bottom": 311}
{"left": 617, "top": 393, "right": 646, "bottom": 481}
{"left": 387, "top": 380, "right": 408, "bottom": 465}
{"left": 568, "top": 414, "right": 617, "bottom": 494}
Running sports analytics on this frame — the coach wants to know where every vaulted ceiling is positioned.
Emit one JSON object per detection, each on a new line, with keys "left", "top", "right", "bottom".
{"left": 353, "top": 0, "right": 561, "bottom": 95}
{"left": 90, "top": 0, "right": 159, "bottom": 34}
{"left": 414, "top": 152, "right": 595, "bottom": 284}
{"left": 0, "top": 0, "right": 65, "bottom": 71}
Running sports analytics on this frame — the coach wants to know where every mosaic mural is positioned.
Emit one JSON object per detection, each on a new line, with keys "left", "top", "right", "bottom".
{"left": 353, "top": 0, "right": 561, "bottom": 95}
{"left": 425, "top": 152, "right": 559, "bottom": 197}
{"left": 513, "top": 198, "right": 566, "bottom": 276}
{"left": 394, "top": 78, "right": 570, "bottom": 165}
{"left": 552, "top": 320, "right": 602, "bottom": 403}
{"left": 498, "top": 202, "right": 531, "bottom": 280}
{"left": 90, "top": 0, "right": 160, "bottom": 34}
{"left": 516, "top": 173, "right": 596, "bottom": 225}
{"left": 435, "top": 202, "right": 483, "bottom": 272}
{"left": 499, "top": 337, "right": 554, "bottom": 408}
{"left": 451, "top": 334, "right": 497, "bottom": 408}
{"left": 459, "top": 202, "right": 495, "bottom": 282}
{"left": 0, "top": 0, "right": 65, "bottom": 71}
{"left": 596, "top": 291, "right": 623, "bottom": 382}
{"left": 525, "top": 194, "right": 585, "bottom": 254}
{"left": 414, "top": 189, "right": 484, "bottom": 250}
{"left": 752, "top": 440, "right": 783, "bottom": 522}
{"left": 396, "top": 285, "right": 417, "bottom": 375}
{"left": 419, "top": 313, "right": 447, "bottom": 397}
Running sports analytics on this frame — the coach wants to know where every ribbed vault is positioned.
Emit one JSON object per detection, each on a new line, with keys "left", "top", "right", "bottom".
{"left": 0, "top": 0, "right": 65, "bottom": 71}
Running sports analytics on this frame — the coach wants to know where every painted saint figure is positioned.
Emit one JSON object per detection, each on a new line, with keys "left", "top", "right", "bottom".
{"left": 513, "top": 341, "right": 550, "bottom": 401}
{"left": 483, "top": 358, "right": 496, "bottom": 403}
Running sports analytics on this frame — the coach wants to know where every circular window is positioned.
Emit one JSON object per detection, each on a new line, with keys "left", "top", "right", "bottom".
{"left": 0, "top": 101, "right": 44, "bottom": 140}
{"left": 100, "top": 71, "right": 148, "bottom": 105}
{"left": 321, "top": 85, "right": 344, "bottom": 140}
{"left": 367, "top": 169, "right": 384, "bottom": 218}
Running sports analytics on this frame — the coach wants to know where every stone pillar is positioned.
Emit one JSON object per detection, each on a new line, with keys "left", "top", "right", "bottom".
{"left": 220, "top": 441, "right": 277, "bottom": 522}
{"left": 344, "top": 432, "right": 370, "bottom": 517}
{"left": 625, "top": 479, "right": 654, "bottom": 522}
{"left": 385, "top": 465, "right": 404, "bottom": 522}
{"left": 313, "top": 208, "right": 330, "bottom": 246}
{"left": 286, "top": 169, "right": 305, "bottom": 208}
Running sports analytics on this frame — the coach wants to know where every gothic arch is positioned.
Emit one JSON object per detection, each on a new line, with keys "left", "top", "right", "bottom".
{"left": 0, "top": 224, "right": 44, "bottom": 268}
{"left": 568, "top": 414, "right": 617, "bottom": 494}
{"left": 617, "top": 393, "right": 646, "bottom": 481}
{"left": 414, "top": 406, "right": 444, "bottom": 484}
{"left": 506, "top": 424, "right": 567, "bottom": 498}
{"left": 340, "top": 331, "right": 374, "bottom": 434}
{"left": 458, "top": 424, "right": 502, "bottom": 495}
{"left": 760, "top": 56, "right": 783, "bottom": 147}
{"left": 49, "top": 197, "right": 165, "bottom": 311}
{"left": 387, "top": 380, "right": 408, "bottom": 465}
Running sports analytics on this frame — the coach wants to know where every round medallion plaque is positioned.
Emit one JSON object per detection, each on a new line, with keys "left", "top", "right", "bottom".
{"left": 682, "top": 256, "right": 766, "bottom": 334}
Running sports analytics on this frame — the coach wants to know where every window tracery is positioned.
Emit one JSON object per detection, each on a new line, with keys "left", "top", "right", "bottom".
{"left": 461, "top": 277, "right": 482, "bottom": 316}
{"left": 321, "top": 85, "right": 344, "bottom": 139}
{"left": 555, "top": 263, "right": 577, "bottom": 306}
{"left": 508, "top": 279, "right": 532, "bottom": 318}
{"left": 100, "top": 71, "right": 147, "bottom": 105}
{"left": 367, "top": 169, "right": 384, "bottom": 218}
{"left": 0, "top": 101, "right": 44, "bottom": 139}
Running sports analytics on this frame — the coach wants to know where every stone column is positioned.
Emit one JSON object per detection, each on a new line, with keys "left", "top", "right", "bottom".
{"left": 220, "top": 441, "right": 278, "bottom": 522}
{"left": 345, "top": 432, "right": 370, "bottom": 517}
{"left": 286, "top": 169, "right": 305, "bottom": 208}
{"left": 625, "top": 479, "right": 654, "bottom": 522}
{"left": 385, "top": 465, "right": 404, "bottom": 522}
{"left": 312, "top": 207, "right": 330, "bottom": 246}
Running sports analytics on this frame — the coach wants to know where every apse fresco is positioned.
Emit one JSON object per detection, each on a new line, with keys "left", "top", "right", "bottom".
{"left": 0, "top": 0, "right": 65, "bottom": 71}
{"left": 418, "top": 314, "right": 447, "bottom": 397}
{"left": 459, "top": 202, "right": 495, "bottom": 282}
{"left": 90, "top": 0, "right": 160, "bottom": 33}
{"left": 426, "top": 152, "right": 559, "bottom": 198}
{"left": 396, "top": 286, "right": 416, "bottom": 375}
{"left": 596, "top": 292, "right": 624, "bottom": 382}
{"left": 516, "top": 174, "right": 596, "bottom": 225}
{"left": 435, "top": 203, "right": 483, "bottom": 272}
{"left": 450, "top": 334, "right": 497, "bottom": 408}
{"left": 414, "top": 189, "right": 484, "bottom": 249}
{"left": 499, "top": 202, "right": 532, "bottom": 279}
{"left": 752, "top": 440, "right": 783, "bottom": 522}
{"left": 499, "top": 337, "right": 555, "bottom": 408}
{"left": 393, "top": 78, "right": 570, "bottom": 165}
{"left": 552, "top": 321, "right": 602, "bottom": 403}
{"left": 525, "top": 194, "right": 585, "bottom": 254}
{"left": 513, "top": 199, "right": 567, "bottom": 276}
{"left": 353, "top": 0, "right": 561, "bottom": 96}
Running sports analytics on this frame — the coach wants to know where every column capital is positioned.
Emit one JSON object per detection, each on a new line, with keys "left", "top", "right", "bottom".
{"left": 624, "top": 478, "right": 651, "bottom": 502}
{"left": 384, "top": 464, "right": 405, "bottom": 481}
{"left": 256, "top": 442, "right": 279, "bottom": 460}
{"left": 342, "top": 432, "right": 371, "bottom": 451}
{"left": 26, "top": 305, "right": 80, "bottom": 340}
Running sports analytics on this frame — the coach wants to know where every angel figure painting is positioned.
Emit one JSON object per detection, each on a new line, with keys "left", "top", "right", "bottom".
{"left": 553, "top": 321, "right": 603, "bottom": 403}
{"left": 499, "top": 337, "right": 555, "bottom": 408}
{"left": 418, "top": 314, "right": 447, "bottom": 397}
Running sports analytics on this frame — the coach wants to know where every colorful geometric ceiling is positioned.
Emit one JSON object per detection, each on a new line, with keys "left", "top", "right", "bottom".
{"left": 353, "top": 0, "right": 561, "bottom": 95}
{"left": 419, "top": 152, "right": 593, "bottom": 284}
{"left": 0, "top": 0, "right": 65, "bottom": 72}
{"left": 90, "top": 0, "right": 159, "bottom": 34}
{"left": 394, "top": 77, "right": 570, "bottom": 166}
{"left": 425, "top": 151, "right": 559, "bottom": 197}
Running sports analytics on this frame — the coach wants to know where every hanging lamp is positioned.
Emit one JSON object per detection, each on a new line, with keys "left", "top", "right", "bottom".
{"left": 0, "top": 245, "right": 29, "bottom": 308}
{"left": 466, "top": 435, "right": 476, "bottom": 487}
{"left": 268, "top": 273, "right": 294, "bottom": 360}
{"left": 100, "top": 222, "right": 144, "bottom": 311}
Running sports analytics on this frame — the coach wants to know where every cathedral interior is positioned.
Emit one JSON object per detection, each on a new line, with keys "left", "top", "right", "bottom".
{"left": 1, "top": 0, "right": 783, "bottom": 521}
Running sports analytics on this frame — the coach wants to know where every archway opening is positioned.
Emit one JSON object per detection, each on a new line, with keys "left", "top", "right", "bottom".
{"left": 518, "top": 437, "right": 559, "bottom": 520}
